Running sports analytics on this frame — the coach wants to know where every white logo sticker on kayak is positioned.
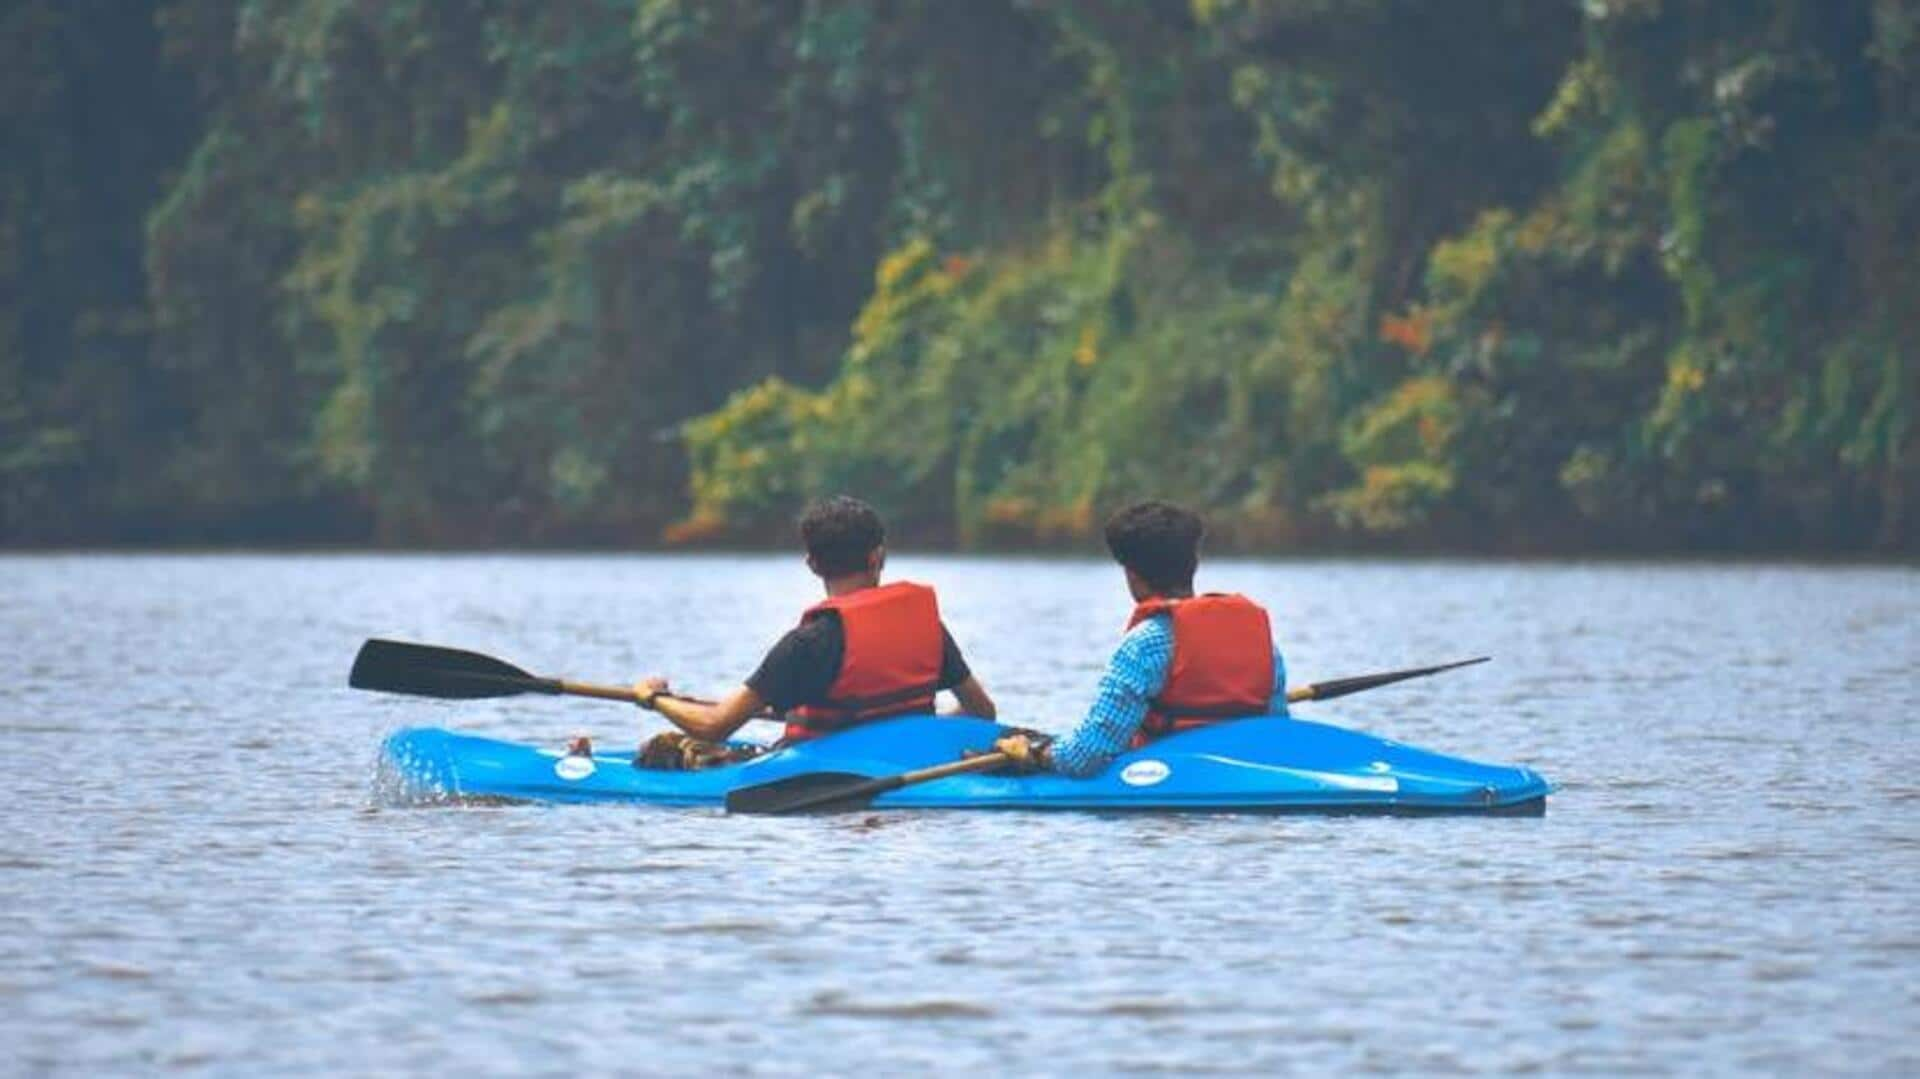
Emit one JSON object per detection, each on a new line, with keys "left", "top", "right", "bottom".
{"left": 1120, "top": 760, "right": 1170, "bottom": 787}
{"left": 554, "top": 756, "right": 596, "bottom": 781}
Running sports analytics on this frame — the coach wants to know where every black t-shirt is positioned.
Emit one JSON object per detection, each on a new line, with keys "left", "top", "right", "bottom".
{"left": 745, "top": 612, "right": 971, "bottom": 713}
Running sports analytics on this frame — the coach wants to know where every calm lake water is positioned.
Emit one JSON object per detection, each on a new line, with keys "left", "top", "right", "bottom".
{"left": 2, "top": 553, "right": 1915, "bottom": 1074}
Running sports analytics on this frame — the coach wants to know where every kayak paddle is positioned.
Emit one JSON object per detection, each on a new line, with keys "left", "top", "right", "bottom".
{"left": 1284, "top": 656, "right": 1488, "bottom": 703}
{"left": 726, "top": 656, "right": 1492, "bottom": 816}
{"left": 724, "top": 752, "right": 1013, "bottom": 815}
{"left": 348, "top": 638, "right": 711, "bottom": 707}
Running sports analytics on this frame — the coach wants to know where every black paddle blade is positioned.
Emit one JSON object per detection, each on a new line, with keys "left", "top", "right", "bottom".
{"left": 725, "top": 771, "right": 891, "bottom": 815}
{"left": 1304, "top": 656, "right": 1490, "bottom": 702}
{"left": 348, "top": 639, "right": 553, "bottom": 700}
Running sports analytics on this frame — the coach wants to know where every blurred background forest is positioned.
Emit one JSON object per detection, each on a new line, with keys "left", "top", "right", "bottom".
{"left": 4, "top": 0, "right": 1915, "bottom": 552}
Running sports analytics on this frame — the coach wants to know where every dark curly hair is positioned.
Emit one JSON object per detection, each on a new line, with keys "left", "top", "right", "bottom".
{"left": 798, "top": 495, "right": 886, "bottom": 577}
{"left": 1104, "top": 500, "right": 1203, "bottom": 593}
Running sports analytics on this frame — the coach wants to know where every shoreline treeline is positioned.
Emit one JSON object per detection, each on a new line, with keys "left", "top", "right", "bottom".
{"left": 5, "top": 2, "right": 1915, "bottom": 553}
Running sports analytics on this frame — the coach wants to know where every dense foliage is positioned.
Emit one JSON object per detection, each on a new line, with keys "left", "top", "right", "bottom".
{"left": 5, "top": 1, "right": 1915, "bottom": 551}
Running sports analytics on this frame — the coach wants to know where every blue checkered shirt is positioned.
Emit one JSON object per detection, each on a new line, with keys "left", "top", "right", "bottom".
{"left": 1049, "top": 614, "right": 1289, "bottom": 777}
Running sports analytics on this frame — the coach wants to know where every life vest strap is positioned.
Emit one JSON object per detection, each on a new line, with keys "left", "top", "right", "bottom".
{"left": 799, "top": 680, "right": 941, "bottom": 720}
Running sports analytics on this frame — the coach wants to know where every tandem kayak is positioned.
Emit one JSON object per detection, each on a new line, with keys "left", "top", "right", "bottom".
{"left": 379, "top": 715, "right": 1552, "bottom": 814}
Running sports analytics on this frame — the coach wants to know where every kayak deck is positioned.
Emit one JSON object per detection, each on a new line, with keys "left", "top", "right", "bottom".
{"left": 379, "top": 716, "right": 1551, "bottom": 814}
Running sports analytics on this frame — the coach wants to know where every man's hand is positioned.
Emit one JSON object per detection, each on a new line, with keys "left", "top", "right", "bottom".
{"left": 991, "top": 730, "right": 1055, "bottom": 774}
{"left": 633, "top": 676, "right": 669, "bottom": 711}
{"left": 648, "top": 684, "right": 768, "bottom": 744}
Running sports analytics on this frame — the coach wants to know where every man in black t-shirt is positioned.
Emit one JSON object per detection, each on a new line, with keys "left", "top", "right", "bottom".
{"left": 742, "top": 614, "right": 978, "bottom": 717}
{"left": 632, "top": 496, "right": 995, "bottom": 766}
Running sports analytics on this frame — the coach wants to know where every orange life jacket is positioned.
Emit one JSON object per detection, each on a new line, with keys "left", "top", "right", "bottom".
{"left": 783, "top": 581, "right": 944, "bottom": 742}
{"left": 1128, "top": 593, "right": 1274, "bottom": 748}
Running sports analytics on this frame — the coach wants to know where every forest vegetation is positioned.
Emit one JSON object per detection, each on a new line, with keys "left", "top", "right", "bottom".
{"left": 5, "top": 1, "right": 1916, "bottom": 552}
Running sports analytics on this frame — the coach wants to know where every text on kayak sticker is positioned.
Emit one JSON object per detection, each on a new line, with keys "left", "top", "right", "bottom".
{"left": 1120, "top": 760, "right": 1170, "bottom": 787}
{"left": 554, "top": 756, "right": 596, "bottom": 781}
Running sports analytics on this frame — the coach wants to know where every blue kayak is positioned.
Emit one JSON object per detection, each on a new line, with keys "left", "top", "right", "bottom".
{"left": 379, "top": 716, "right": 1551, "bottom": 814}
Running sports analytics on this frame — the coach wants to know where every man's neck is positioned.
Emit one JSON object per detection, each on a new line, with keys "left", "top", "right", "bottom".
{"left": 824, "top": 572, "right": 881, "bottom": 597}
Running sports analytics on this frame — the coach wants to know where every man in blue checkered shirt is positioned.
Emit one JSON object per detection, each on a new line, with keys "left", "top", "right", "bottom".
{"left": 995, "top": 501, "right": 1289, "bottom": 777}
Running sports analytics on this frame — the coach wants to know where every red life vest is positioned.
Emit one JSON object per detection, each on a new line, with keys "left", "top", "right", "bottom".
{"left": 1128, "top": 593, "right": 1274, "bottom": 748}
{"left": 783, "top": 581, "right": 944, "bottom": 742}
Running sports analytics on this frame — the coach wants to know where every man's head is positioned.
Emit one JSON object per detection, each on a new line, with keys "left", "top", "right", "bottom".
{"left": 799, "top": 495, "right": 886, "bottom": 581}
{"left": 1104, "top": 500, "right": 1203, "bottom": 600}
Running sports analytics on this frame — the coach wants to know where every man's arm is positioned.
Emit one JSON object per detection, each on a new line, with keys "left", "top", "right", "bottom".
{"left": 633, "top": 620, "right": 827, "bottom": 740}
{"left": 1268, "top": 644, "right": 1291, "bottom": 717}
{"left": 1015, "top": 619, "right": 1172, "bottom": 778}
{"left": 639, "top": 679, "right": 768, "bottom": 743}
{"left": 946, "top": 675, "right": 996, "bottom": 719}
{"left": 933, "top": 624, "right": 995, "bottom": 719}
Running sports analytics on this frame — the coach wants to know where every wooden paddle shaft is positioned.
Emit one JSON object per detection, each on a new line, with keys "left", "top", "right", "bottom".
{"left": 556, "top": 679, "right": 643, "bottom": 703}
{"left": 1283, "top": 656, "right": 1488, "bottom": 706}
{"left": 554, "top": 680, "right": 775, "bottom": 719}
{"left": 894, "top": 751, "right": 1012, "bottom": 786}
{"left": 555, "top": 680, "right": 721, "bottom": 706}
